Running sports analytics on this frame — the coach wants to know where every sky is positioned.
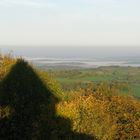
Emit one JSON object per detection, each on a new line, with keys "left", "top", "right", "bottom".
{"left": 0, "top": 0, "right": 140, "bottom": 47}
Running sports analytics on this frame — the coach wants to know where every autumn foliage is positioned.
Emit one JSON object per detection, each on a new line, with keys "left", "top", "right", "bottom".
{"left": 57, "top": 89, "right": 140, "bottom": 140}
{"left": 0, "top": 55, "right": 140, "bottom": 140}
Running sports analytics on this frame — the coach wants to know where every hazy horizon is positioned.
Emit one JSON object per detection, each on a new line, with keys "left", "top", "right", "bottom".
{"left": 1, "top": 46, "right": 140, "bottom": 59}
{"left": 1, "top": 0, "right": 140, "bottom": 59}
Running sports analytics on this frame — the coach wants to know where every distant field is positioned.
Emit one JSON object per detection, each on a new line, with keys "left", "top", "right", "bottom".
{"left": 49, "top": 66, "right": 140, "bottom": 97}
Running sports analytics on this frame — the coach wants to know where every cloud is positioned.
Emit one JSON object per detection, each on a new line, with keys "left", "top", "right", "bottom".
{"left": 0, "top": 0, "right": 56, "bottom": 8}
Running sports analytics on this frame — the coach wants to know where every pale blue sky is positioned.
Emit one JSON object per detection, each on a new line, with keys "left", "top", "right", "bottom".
{"left": 0, "top": 0, "right": 140, "bottom": 47}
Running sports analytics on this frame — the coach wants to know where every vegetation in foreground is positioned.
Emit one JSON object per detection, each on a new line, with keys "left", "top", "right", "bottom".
{"left": 0, "top": 55, "right": 140, "bottom": 140}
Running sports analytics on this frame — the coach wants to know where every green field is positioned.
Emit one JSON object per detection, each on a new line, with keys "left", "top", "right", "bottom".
{"left": 49, "top": 66, "right": 140, "bottom": 97}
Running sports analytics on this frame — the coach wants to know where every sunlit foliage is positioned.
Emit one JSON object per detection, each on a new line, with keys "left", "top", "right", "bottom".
{"left": 0, "top": 54, "right": 16, "bottom": 80}
{"left": 57, "top": 90, "right": 140, "bottom": 140}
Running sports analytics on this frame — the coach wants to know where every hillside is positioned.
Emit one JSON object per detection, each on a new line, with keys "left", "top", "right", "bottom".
{"left": 0, "top": 55, "right": 140, "bottom": 140}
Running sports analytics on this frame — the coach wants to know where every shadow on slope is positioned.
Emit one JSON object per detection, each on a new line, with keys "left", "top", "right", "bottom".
{"left": 0, "top": 59, "right": 96, "bottom": 140}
